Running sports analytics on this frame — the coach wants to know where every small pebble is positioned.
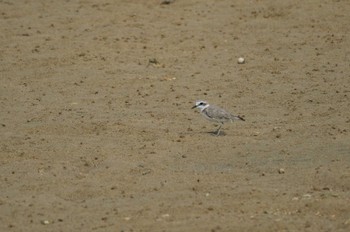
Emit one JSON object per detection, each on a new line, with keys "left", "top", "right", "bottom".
{"left": 238, "top": 57, "right": 245, "bottom": 64}
{"left": 344, "top": 218, "right": 350, "bottom": 225}
{"left": 161, "top": 0, "right": 175, "bottom": 4}
{"left": 41, "top": 220, "right": 50, "bottom": 225}
{"left": 278, "top": 168, "right": 285, "bottom": 174}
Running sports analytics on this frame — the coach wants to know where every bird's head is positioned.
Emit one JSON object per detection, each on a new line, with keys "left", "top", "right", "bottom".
{"left": 191, "top": 100, "right": 209, "bottom": 110}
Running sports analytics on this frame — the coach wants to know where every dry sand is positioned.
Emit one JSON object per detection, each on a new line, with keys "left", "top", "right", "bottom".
{"left": 1, "top": 0, "right": 350, "bottom": 231}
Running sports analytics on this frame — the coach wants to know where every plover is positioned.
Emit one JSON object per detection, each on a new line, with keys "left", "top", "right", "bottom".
{"left": 192, "top": 100, "right": 245, "bottom": 136}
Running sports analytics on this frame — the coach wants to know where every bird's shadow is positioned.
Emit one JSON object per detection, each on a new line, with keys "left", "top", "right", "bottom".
{"left": 205, "top": 131, "right": 226, "bottom": 136}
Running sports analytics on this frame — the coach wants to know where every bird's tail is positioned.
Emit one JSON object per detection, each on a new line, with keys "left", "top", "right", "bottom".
{"left": 233, "top": 115, "right": 245, "bottom": 121}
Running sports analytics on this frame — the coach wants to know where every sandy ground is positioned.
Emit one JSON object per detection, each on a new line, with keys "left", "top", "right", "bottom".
{"left": 1, "top": 0, "right": 350, "bottom": 231}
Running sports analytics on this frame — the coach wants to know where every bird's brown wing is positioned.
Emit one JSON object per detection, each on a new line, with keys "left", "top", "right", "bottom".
{"left": 205, "top": 106, "right": 233, "bottom": 122}
{"left": 205, "top": 106, "right": 245, "bottom": 122}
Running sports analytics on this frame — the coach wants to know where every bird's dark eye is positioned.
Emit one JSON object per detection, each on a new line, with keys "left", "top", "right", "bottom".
{"left": 199, "top": 102, "right": 204, "bottom": 105}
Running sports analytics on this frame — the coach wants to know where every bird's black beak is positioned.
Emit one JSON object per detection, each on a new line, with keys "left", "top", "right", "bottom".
{"left": 191, "top": 105, "right": 197, "bottom": 109}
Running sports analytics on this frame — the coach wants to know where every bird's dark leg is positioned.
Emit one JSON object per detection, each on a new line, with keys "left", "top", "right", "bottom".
{"left": 215, "top": 123, "right": 223, "bottom": 136}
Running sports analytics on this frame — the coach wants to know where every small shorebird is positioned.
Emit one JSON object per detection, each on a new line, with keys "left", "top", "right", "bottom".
{"left": 192, "top": 100, "right": 245, "bottom": 136}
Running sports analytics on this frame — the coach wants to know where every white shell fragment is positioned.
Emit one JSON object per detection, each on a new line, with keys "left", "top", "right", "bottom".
{"left": 41, "top": 220, "right": 50, "bottom": 225}
{"left": 238, "top": 57, "right": 245, "bottom": 64}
